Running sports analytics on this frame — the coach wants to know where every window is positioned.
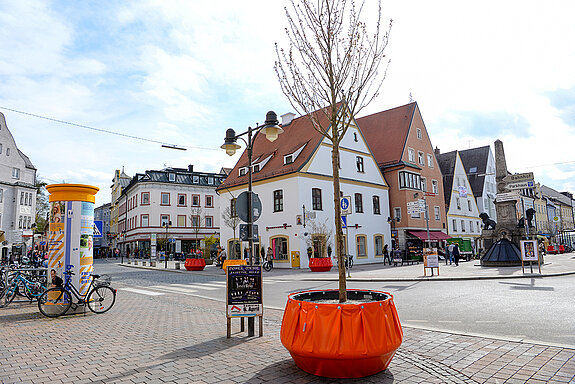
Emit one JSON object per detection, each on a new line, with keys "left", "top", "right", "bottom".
{"left": 452, "top": 219, "right": 457, "bottom": 231}
{"left": 416, "top": 128, "right": 422, "bottom": 139}
{"left": 284, "top": 154, "right": 293, "bottom": 164}
{"left": 312, "top": 188, "right": 322, "bottom": 210}
{"left": 434, "top": 206, "right": 441, "bottom": 221}
{"left": 418, "top": 151, "right": 424, "bottom": 165}
{"left": 207, "top": 177, "right": 214, "bottom": 185}
{"left": 354, "top": 132, "right": 358, "bottom": 142}
{"left": 0, "top": 189, "right": 3, "bottom": 203}
{"left": 408, "top": 148, "right": 415, "bottom": 163}
{"left": 193, "top": 175, "right": 199, "bottom": 183}
{"left": 398, "top": 171, "right": 422, "bottom": 190}
{"left": 230, "top": 198, "right": 238, "bottom": 217}
{"left": 467, "top": 200, "right": 472, "bottom": 211}
{"left": 0, "top": 143, "right": 2, "bottom": 153}
{"left": 191, "top": 215, "right": 200, "bottom": 227}
{"left": 161, "top": 192, "right": 170, "bottom": 205}
{"left": 432, "top": 180, "right": 438, "bottom": 194}
{"left": 356, "top": 156, "right": 364, "bottom": 172}
{"left": 141, "top": 215, "right": 149, "bottom": 227}
{"left": 12, "top": 168, "right": 20, "bottom": 179}
{"left": 192, "top": 195, "right": 200, "bottom": 206}
{"left": 427, "top": 154, "right": 433, "bottom": 168}
{"left": 273, "top": 190, "right": 283, "bottom": 212}
{"left": 18, "top": 216, "right": 22, "bottom": 229}
{"left": 456, "top": 197, "right": 461, "bottom": 210}
{"left": 141, "top": 192, "right": 150, "bottom": 205}
{"left": 6, "top": 148, "right": 10, "bottom": 156}
{"left": 160, "top": 215, "right": 170, "bottom": 227}
{"left": 354, "top": 193, "right": 363, "bottom": 213}
{"left": 394, "top": 207, "right": 401, "bottom": 221}
{"left": 461, "top": 220, "right": 466, "bottom": 232}
{"left": 469, "top": 221, "right": 474, "bottom": 233}
{"left": 421, "top": 178, "right": 427, "bottom": 192}
{"left": 178, "top": 194, "right": 186, "bottom": 206}
{"left": 272, "top": 236, "right": 289, "bottom": 261}
{"left": 476, "top": 222, "right": 480, "bottom": 232}
{"left": 20, "top": 192, "right": 24, "bottom": 204}
{"left": 239, "top": 167, "right": 247, "bottom": 176}
{"left": 205, "top": 216, "right": 213, "bottom": 228}
{"left": 205, "top": 195, "right": 213, "bottom": 208}
{"left": 372, "top": 196, "right": 380, "bottom": 215}
{"left": 252, "top": 164, "right": 260, "bottom": 173}
{"left": 168, "top": 173, "right": 176, "bottom": 182}
{"left": 374, "top": 235, "right": 383, "bottom": 256}
{"left": 177, "top": 215, "right": 186, "bottom": 227}
{"left": 356, "top": 235, "right": 367, "bottom": 257}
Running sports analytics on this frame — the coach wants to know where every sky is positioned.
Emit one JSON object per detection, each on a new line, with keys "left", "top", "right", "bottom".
{"left": 1, "top": 0, "right": 575, "bottom": 208}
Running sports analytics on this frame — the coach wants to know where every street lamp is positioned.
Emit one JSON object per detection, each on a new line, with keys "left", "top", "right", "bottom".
{"left": 221, "top": 111, "right": 282, "bottom": 337}
{"left": 163, "top": 221, "right": 171, "bottom": 268}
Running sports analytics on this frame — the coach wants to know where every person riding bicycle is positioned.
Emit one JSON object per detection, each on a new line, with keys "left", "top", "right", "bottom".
{"left": 266, "top": 247, "right": 274, "bottom": 269}
{"left": 50, "top": 269, "right": 63, "bottom": 288}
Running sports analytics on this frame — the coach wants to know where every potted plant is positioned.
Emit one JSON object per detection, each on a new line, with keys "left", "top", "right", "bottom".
{"left": 275, "top": 0, "right": 400, "bottom": 378}
{"left": 305, "top": 219, "right": 333, "bottom": 272}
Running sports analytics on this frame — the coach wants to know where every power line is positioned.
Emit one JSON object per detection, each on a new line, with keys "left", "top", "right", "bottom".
{"left": 0, "top": 106, "right": 218, "bottom": 151}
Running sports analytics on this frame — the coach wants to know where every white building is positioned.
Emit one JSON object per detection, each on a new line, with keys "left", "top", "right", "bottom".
{"left": 459, "top": 146, "right": 497, "bottom": 221}
{"left": 0, "top": 112, "right": 37, "bottom": 261}
{"left": 116, "top": 165, "right": 225, "bottom": 257}
{"left": 216, "top": 108, "right": 391, "bottom": 269}
{"left": 437, "top": 150, "right": 482, "bottom": 253}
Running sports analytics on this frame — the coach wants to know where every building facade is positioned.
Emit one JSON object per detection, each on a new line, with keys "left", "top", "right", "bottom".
{"left": 94, "top": 202, "right": 111, "bottom": 257}
{"left": 116, "top": 166, "right": 225, "bottom": 258}
{"left": 458, "top": 145, "right": 497, "bottom": 221}
{"left": 0, "top": 112, "right": 37, "bottom": 261}
{"left": 357, "top": 102, "right": 449, "bottom": 256}
{"left": 217, "top": 107, "right": 391, "bottom": 269}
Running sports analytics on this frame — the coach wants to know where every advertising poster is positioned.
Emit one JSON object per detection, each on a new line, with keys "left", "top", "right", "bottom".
{"left": 520, "top": 240, "right": 538, "bottom": 261}
{"left": 423, "top": 248, "right": 439, "bottom": 268}
{"left": 226, "top": 265, "right": 263, "bottom": 317}
{"left": 48, "top": 201, "right": 66, "bottom": 277}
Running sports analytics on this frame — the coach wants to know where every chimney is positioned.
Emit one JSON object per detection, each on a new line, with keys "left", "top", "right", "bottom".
{"left": 434, "top": 147, "right": 441, "bottom": 156}
{"left": 188, "top": 164, "right": 193, "bottom": 173}
{"left": 281, "top": 112, "right": 296, "bottom": 126}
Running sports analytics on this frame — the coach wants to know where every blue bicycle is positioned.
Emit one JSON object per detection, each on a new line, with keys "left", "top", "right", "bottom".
{"left": 37, "top": 269, "right": 116, "bottom": 318}
{"left": 0, "top": 269, "right": 46, "bottom": 307}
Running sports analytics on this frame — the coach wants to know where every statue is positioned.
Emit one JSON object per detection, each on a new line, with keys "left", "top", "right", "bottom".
{"left": 479, "top": 213, "right": 497, "bottom": 230}
{"left": 526, "top": 208, "right": 535, "bottom": 227}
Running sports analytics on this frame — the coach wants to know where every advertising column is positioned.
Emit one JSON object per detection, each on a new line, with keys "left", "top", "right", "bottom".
{"left": 46, "top": 184, "right": 99, "bottom": 297}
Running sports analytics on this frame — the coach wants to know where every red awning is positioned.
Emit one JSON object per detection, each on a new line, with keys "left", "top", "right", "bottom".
{"left": 407, "top": 230, "right": 451, "bottom": 241}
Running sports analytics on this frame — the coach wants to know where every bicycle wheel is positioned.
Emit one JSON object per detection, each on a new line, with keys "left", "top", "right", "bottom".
{"left": 38, "top": 288, "right": 72, "bottom": 318}
{"left": 87, "top": 286, "right": 116, "bottom": 314}
{"left": 263, "top": 262, "right": 272, "bottom": 272}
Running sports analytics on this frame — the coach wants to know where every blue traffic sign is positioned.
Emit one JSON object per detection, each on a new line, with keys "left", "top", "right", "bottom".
{"left": 340, "top": 197, "right": 350, "bottom": 210}
{"left": 341, "top": 216, "right": 347, "bottom": 229}
{"left": 93, "top": 220, "right": 103, "bottom": 238}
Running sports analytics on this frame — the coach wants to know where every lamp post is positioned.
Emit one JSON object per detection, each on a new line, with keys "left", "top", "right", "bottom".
{"left": 121, "top": 230, "right": 126, "bottom": 264}
{"left": 163, "top": 221, "right": 171, "bottom": 268}
{"left": 221, "top": 111, "right": 282, "bottom": 337}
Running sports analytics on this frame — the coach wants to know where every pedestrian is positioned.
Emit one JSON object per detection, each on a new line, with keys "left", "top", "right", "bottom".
{"left": 266, "top": 246, "right": 274, "bottom": 269}
{"left": 447, "top": 243, "right": 454, "bottom": 265}
{"left": 383, "top": 244, "right": 391, "bottom": 265}
{"left": 452, "top": 243, "right": 460, "bottom": 266}
{"left": 217, "top": 246, "right": 227, "bottom": 268}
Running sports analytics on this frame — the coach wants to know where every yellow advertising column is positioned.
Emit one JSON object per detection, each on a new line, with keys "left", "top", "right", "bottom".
{"left": 46, "top": 184, "right": 99, "bottom": 297}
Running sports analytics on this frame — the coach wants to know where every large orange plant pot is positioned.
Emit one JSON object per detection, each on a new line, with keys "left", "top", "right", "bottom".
{"left": 308, "top": 257, "right": 332, "bottom": 272}
{"left": 184, "top": 258, "right": 205, "bottom": 271}
{"left": 280, "top": 289, "right": 402, "bottom": 378}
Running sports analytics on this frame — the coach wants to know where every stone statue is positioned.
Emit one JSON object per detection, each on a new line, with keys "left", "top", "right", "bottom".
{"left": 526, "top": 208, "right": 535, "bottom": 227}
{"left": 479, "top": 213, "right": 497, "bottom": 229}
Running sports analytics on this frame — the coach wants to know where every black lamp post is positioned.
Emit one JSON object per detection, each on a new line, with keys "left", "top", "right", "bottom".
{"left": 121, "top": 230, "right": 126, "bottom": 264}
{"left": 163, "top": 221, "right": 171, "bottom": 268}
{"left": 221, "top": 111, "right": 282, "bottom": 337}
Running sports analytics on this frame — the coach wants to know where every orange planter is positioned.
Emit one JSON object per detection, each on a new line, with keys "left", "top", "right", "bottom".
{"left": 281, "top": 289, "right": 403, "bottom": 378}
{"left": 184, "top": 258, "right": 206, "bottom": 271}
{"left": 308, "top": 257, "right": 332, "bottom": 272}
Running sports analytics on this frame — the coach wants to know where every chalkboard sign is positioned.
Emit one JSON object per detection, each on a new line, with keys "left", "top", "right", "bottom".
{"left": 226, "top": 265, "right": 263, "bottom": 317}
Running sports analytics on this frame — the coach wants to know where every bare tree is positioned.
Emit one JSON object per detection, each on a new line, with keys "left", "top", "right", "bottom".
{"left": 304, "top": 217, "right": 333, "bottom": 258}
{"left": 275, "top": 0, "right": 391, "bottom": 302}
{"left": 222, "top": 203, "right": 240, "bottom": 254}
{"left": 189, "top": 206, "right": 204, "bottom": 254}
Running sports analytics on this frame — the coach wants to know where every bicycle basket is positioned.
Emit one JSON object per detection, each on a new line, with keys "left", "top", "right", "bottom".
{"left": 94, "top": 274, "right": 112, "bottom": 287}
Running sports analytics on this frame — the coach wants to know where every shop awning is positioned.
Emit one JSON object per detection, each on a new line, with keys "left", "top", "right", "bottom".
{"left": 407, "top": 230, "right": 451, "bottom": 241}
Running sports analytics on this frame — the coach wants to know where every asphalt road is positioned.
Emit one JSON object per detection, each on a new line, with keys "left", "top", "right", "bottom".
{"left": 95, "top": 259, "right": 575, "bottom": 349}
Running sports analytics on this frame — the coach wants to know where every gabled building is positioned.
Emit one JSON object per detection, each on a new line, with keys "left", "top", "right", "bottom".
{"left": 0, "top": 112, "right": 37, "bottom": 262}
{"left": 436, "top": 150, "right": 482, "bottom": 253}
{"left": 357, "top": 102, "right": 448, "bottom": 255}
{"left": 110, "top": 168, "right": 131, "bottom": 250}
{"left": 539, "top": 185, "right": 575, "bottom": 244}
{"left": 458, "top": 145, "right": 497, "bottom": 221}
{"left": 216, "top": 107, "right": 391, "bottom": 269}
{"left": 116, "top": 165, "right": 225, "bottom": 258}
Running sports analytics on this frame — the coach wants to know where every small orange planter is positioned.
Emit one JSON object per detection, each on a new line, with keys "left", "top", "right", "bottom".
{"left": 308, "top": 257, "right": 332, "bottom": 272}
{"left": 281, "top": 289, "right": 403, "bottom": 378}
{"left": 184, "top": 258, "right": 206, "bottom": 271}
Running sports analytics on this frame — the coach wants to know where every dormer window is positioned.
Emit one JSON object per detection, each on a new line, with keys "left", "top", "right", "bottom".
{"left": 252, "top": 164, "right": 260, "bottom": 173}
{"left": 284, "top": 144, "right": 306, "bottom": 166}
{"left": 193, "top": 175, "right": 199, "bottom": 183}
{"left": 284, "top": 155, "right": 293, "bottom": 165}
{"left": 168, "top": 173, "right": 176, "bottom": 182}
{"left": 239, "top": 167, "right": 248, "bottom": 176}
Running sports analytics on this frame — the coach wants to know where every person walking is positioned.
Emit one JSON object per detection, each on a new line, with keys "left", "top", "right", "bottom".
{"left": 383, "top": 244, "right": 391, "bottom": 265}
{"left": 452, "top": 243, "right": 460, "bottom": 266}
{"left": 447, "top": 243, "right": 454, "bottom": 265}
{"left": 266, "top": 246, "right": 274, "bottom": 269}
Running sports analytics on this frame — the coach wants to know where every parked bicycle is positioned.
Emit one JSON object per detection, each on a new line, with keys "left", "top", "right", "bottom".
{"left": 1, "top": 267, "right": 47, "bottom": 307}
{"left": 37, "top": 269, "right": 116, "bottom": 318}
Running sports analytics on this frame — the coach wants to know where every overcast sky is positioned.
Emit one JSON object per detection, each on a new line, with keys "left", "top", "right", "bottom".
{"left": 1, "top": 0, "right": 574, "bottom": 207}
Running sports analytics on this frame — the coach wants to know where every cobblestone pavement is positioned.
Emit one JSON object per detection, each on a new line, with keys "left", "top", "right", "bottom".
{"left": 1, "top": 285, "right": 574, "bottom": 384}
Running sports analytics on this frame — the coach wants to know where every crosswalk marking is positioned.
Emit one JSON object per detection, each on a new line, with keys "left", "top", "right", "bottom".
{"left": 167, "top": 283, "right": 218, "bottom": 291}
{"left": 150, "top": 285, "right": 198, "bottom": 294}
{"left": 121, "top": 287, "right": 165, "bottom": 296}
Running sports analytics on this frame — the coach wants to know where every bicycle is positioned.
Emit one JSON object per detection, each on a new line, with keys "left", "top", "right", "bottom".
{"left": 37, "top": 269, "right": 116, "bottom": 318}
{"left": 1, "top": 268, "right": 47, "bottom": 307}
{"left": 262, "top": 258, "right": 274, "bottom": 272}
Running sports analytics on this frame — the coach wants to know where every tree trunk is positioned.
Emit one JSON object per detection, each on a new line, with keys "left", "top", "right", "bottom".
{"left": 332, "top": 143, "right": 347, "bottom": 302}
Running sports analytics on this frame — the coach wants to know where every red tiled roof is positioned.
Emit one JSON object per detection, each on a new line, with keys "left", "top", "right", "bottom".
{"left": 217, "top": 108, "right": 334, "bottom": 191}
{"left": 356, "top": 102, "right": 417, "bottom": 167}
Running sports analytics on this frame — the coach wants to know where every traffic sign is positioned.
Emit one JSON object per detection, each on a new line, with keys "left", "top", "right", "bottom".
{"left": 503, "top": 172, "right": 534, "bottom": 183}
{"left": 340, "top": 196, "right": 352, "bottom": 215}
{"left": 93, "top": 220, "right": 103, "bottom": 238}
{"left": 496, "top": 192, "right": 520, "bottom": 202}
{"left": 341, "top": 216, "right": 347, "bottom": 229}
{"left": 506, "top": 181, "right": 535, "bottom": 190}
{"left": 239, "top": 224, "right": 259, "bottom": 241}
{"left": 236, "top": 191, "right": 262, "bottom": 223}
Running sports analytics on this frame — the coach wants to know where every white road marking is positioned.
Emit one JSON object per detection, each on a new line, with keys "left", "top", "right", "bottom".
{"left": 167, "top": 283, "right": 218, "bottom": 291}
{"left": 438, "top": 320, "right": 462, "bottom": 323}
{"left": 476, "top": 320, "right": 499, "bottom": 323}
{"left": 150, "top": 285, "right": 199, "bottom": 293}
{"left": 404, "top": 320, "right": 429, "bottom": 323}
{"left": 121, "top": 288, "right": 165, "bottom": 296}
